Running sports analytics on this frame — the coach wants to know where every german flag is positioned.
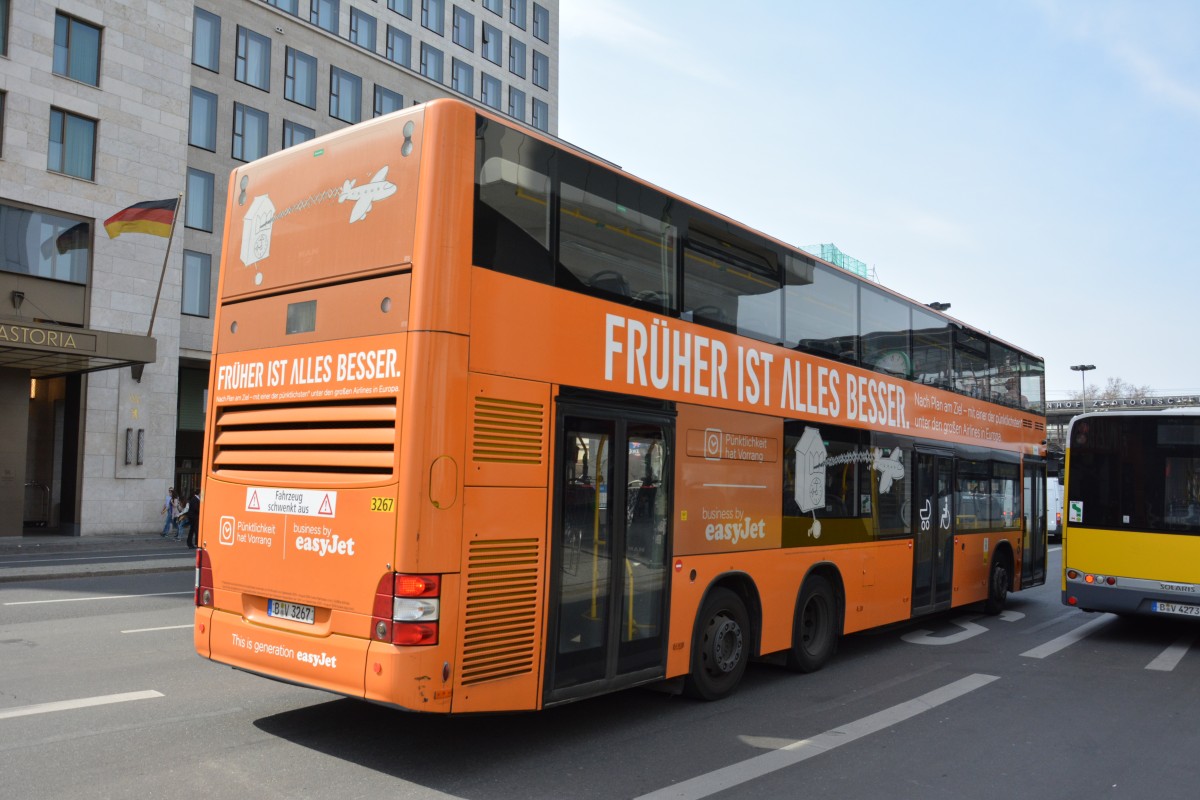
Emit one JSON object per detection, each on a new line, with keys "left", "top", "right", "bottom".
{"left": 104, "top": 198, "right": 178, "bottom": 239}
{"left": 55, "top": 221, "right": 91, "bottom": 254}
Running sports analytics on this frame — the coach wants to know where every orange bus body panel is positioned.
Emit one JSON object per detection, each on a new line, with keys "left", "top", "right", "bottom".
{"left": 468, "top": 269, "right": 1044, "bottom": 455}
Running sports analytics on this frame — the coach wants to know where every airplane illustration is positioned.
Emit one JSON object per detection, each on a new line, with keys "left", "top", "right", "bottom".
{"left": 339, "top": 166, "right": 397, "bottom": 222}
{"left": 873, "top": 447, "right": 906, "bottom": 493}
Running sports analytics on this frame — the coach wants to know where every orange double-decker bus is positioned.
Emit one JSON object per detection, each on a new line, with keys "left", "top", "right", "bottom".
{"left": 193, "top": 98, "right": 1049, "bottom": 711}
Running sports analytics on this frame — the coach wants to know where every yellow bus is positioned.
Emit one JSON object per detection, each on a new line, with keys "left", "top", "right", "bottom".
{"left": 194, "top": 98, "right": 1049, "bottom": 711}
{"left": 1062, "top": 410, "right": 1200, "bottom": 617}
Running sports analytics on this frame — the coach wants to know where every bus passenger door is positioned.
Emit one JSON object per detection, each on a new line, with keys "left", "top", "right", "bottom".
{"left": 1022, "top": 458, "right": 1047, "bottom": 588}
{"left": 912, "top": 450, "right": 954, "bottom": 615}
{"left": 546, "top": 404, "right": 673, "bottom": 705}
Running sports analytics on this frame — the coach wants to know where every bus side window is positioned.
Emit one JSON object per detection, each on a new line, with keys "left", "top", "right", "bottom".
{"left": 558, "top": 153, "right": 678, "bottom": 312}
{"left": 474, "top": 117, "right": 554, "bottom": 284}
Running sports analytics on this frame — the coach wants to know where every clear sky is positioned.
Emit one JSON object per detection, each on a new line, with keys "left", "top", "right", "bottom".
{"left": 557, "top": 0, "right": 1200, "bottom": 400}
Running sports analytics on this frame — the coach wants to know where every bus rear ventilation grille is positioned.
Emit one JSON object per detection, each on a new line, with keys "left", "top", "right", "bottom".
{"left": 211, "top": 398, "right": 396, "bottom": 481}
{"left": 459, "top": 538, "right": 541, "bottom": 686}
{"left": 471, "top": 396, "right": 545, "bottom": 465}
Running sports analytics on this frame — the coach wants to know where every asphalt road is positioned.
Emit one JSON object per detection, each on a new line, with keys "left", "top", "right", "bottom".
{"left": 3, "top": 545, "right": 1198, "bottom": 799}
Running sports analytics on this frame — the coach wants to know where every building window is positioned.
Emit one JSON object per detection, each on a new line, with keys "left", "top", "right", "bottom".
{"left": 48, "top": 108, "right": 96, "bottom": 180}
{"left": 349, "top": 7, "right": 377, "bottom": 52}
{"left": 53, "top": 13, "right": 102, "bottom": 87}
{"left": 508, "top": 87, "right": 525, "bottom": 122}
{"left": 482, "top": 22, "right": 501, "bottom": 64}
{"left": 533, "top": 2, "right": 549, "bottom": 43}
{"left": 192, "top": 7, "right": 220, "bottom": 72}
{"left": 452, "top": 59, "right": 473, "bottom": 96}
{"left": 510, "top": 0, "right": 527, "bottom": 29}
{"left": 0, "top": 0, "right": 8, "bottom": 58}
{"left": 1, "top": 203, "right": 89, "bottom": 284}
{"left": 285, "top": 47, "right": 318, "bottom": 109}
{"left": 452, "top": 6, "right": 474, "bottom": 50}
{"left": 420, "top": 43, "right": 444, "bottom": 83}
{"left": 189, "top": 88, "right": 217, "bottom": 151}
{"left": 182, "top": 251, "right": 211, "bottom": 317}
{"left": 386, "top": 26, "right": 411, "bottom": 68}
{"left": 232, "top": 103, "right": 269, "bottom": 162}
{"left": 388, "top": 0, "right": 413, "bottom": 19}
{"left": 508, "top": 39, "right": 526, "bottom": 78}
{"left": 374, "top": 86, "right": 404, "bottom": 117}
{"left": 185, "top": 168, "right": 214, "bottom": 232}
{"left": 330, "top": 66, "right": 362, "bottom": 124}
{"left": 310, "top": 0, "right": 339, "bottom": 35}
{"left": 532, "top": 50, "right": 548, "bottom": 89}
{"left": 0, "top": 91, "right": 5, "bottom": 157}
{"left": 421, "top": 0, "right": 445, "bottom": 35}
{"left": 532, "top": 97, "right": 548, "bottom": 132}
{"left": 483, "top": 0, "right": 502, "bottom": 15}
{"left": 264, "top": 0, "right": 299, "bottom": 15}
{"left": 283, "top": 120, "right": 316, "bottom": 149}
{"left": 481, "top": 73, "right": 501, "bottom": 110}
{"left": 235, "top": 26, "right": 271, "bottom": 91}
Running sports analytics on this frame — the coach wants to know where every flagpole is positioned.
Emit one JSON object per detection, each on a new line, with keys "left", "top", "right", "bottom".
{"left": 131, "top": 192, "right": 183, "bottom": 383}
{"left": 146, "top": 192, "right": 184, "bottom": 340}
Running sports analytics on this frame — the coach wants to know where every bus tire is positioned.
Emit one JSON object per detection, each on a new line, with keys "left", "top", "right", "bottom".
{"left": 785, "top": 574, "right": 839, "bottom": 673}
{"left": 984, "top": 551, "right": 1011, "bottom": 615}
{"left": 683, "top": 588, "right": 750, "bottom": 701}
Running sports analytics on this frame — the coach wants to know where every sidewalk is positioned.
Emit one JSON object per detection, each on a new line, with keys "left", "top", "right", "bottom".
{"left": 0, "top": 531, "right": 195, "bottom": 583}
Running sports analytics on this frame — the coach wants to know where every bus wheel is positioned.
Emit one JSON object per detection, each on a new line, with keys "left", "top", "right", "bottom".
{"left": 684, "top": 588, "right": 750, "bottom": 701}
{"left": 984, "top": 552, "right": 1011, "bottom": 615}
{"left": 786, "top": 575, "right": 838, "bottom": 673}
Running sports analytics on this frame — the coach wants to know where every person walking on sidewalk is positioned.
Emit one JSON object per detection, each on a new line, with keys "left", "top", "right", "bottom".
{"left": 161, "top": 487, "right": 179, "bottom": 538}
{"left": 171, "top": 491, "right": 186, "bottom": 541}
{"left": 185, "top": 489, "right": 201, "bottom": 549}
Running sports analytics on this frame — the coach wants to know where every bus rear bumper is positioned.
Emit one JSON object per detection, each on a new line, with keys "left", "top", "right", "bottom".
{"left": 195, "top": 608, "right": 454, "bottom": 712}
{"left": 1062, "top": 575, "right": 1200, "bottom": 617}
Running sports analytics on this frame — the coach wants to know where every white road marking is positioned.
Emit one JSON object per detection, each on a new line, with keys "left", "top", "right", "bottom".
{"left": 998, "top": 610, "right": 1025, "bottom": 622}
{"left": 4, "top": 591, "right": 192, "bottom": 606}
{"left": 121, "top": 624, "right": 193, "bottom": 634}
{"left": 634, "top": 673, "right": 1000, "bottom": 800}
{"left": 1021, "top": 614, "right": 1115, "bottom": 659}
{"left": 1146, "top": 634, "right": 1196, "bottom": 672}
{"left": 0, "top": 690, "right": 163, "bottom": 720}
{"left": 902, "top": 616, "right": 988, "bottom": 646}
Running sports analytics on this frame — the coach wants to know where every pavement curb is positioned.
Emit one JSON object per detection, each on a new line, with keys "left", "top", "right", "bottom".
{"left": 0, "top": 562, "right": 194, "bottom": 584}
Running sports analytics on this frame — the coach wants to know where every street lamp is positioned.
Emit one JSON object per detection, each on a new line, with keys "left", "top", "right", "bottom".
{"left": 926, "top": 302, "right": 951, "bottom": 312}
{"left": 1071, "top": 364, "right": 1096, "bottom": 412}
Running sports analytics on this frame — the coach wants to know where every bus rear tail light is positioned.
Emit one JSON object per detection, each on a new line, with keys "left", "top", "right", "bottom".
{"left": 372, "top": 573, "right": 440, "bottom": 646}
{"left": 195, "top": 548, "right": 214, "bottom": 607}
{"left": 1068, "top": 569, "right": 1117, "bottom": 587}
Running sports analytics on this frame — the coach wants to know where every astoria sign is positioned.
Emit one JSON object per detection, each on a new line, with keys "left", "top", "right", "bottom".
{"left": 0, "top": 322, "right": 96, "bottom": 351}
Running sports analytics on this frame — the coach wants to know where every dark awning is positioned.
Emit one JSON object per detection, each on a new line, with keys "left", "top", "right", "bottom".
{"left": 0, "top": 319, "right": 156, "bottom": 378}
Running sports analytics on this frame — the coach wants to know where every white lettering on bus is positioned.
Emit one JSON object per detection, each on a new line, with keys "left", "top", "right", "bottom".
{"left": 294, "top": 533, "right": 356, "bottom": 557}
{"left": 217, "top": 361, "right": 265, "bottom": 390}
{"left": 846, "top": 374, "right": 907, "bottom": 428}
{"left": 604, "top": 313, "right": 728, "bottom": 399}
{"left": 296, "top": 650, "right": 338, "bottom": 668}
{"left": 336, "top": 348, "right": 400, "bottom": 381}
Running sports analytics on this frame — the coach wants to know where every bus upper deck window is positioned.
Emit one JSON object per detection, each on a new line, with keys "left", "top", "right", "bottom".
{"left": 286, "top": 300, "right": 317, "bottom": 334}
